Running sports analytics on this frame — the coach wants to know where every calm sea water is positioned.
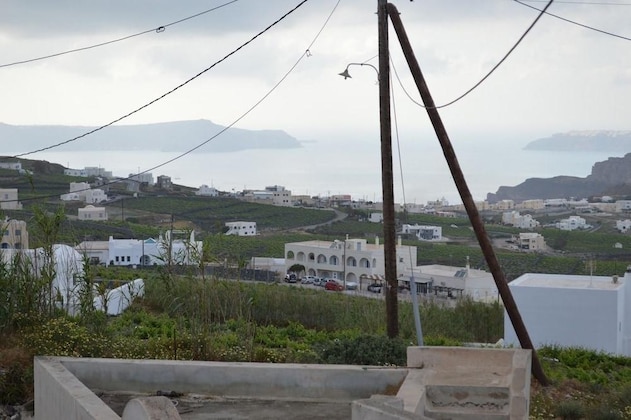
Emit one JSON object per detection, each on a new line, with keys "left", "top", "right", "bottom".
{"left": 23, "top": 138, "right": 622, "bottom": 205}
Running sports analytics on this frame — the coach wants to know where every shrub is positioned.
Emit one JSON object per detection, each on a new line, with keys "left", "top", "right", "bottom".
{"left": 555, "top": 399, "right": 585, "bottom": 420}
{"left": 319, "top": 334, "right": 407, "bottom": 366}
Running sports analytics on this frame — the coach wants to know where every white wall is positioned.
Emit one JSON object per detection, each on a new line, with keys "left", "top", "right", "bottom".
{"left": 505, "top": 277, "right": 625, "bottom": 355}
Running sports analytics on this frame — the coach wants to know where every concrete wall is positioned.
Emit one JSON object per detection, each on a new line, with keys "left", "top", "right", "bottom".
{"left": 35, "top": 347, "right": 532, "bottom": 420}
{"left": 34, "top": 357, "right": 119, "bottom": 420}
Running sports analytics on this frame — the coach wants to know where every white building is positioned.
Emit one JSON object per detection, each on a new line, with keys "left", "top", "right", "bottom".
{"left": 75, "top": 241, "right": 109, "bottom": 265}
{"left": 267, "top": 185, "right": 292, "bottom": 207}
{"left": 128, "top": 172, "right": 154, "bottom": 186}
{"left": 516, "top": 232, "right": 546, "bottom": 252}
{"left": 369, "top": 213, "right": 383, "bottom": 223}
{"left": 1, "top": 217, "right": 28, "bottom": 249}
{"left": 61, "top": 182, "right": 107, "bottom": 204}
{"left": 616, "top": 200, "right": 631, "bottom": 213}
{"left": 0, "top": 161, "right": 22, "bottom": 171}
{"left": 225, "top": 221, "right": 257, "bottom": 236}
{"left": 196, "top": 185, "right": 219, "bottom": 197}
{"left": 616, "top": 220, "right": 631, "bottom": 233}
{"left": 78, "top": 205, "right": 108, "bottom": 221}
{"left": 501, "top": 211, "right": 539, "bottom": 229}
{"left": 105, "top": 231, "right": 202, "bottom": 267}
{"left": 399, "top": 260, "right": 498, "bottom": 302}
{"left": 556, "top": 215, "right": 590, "bottom": 231}
{"left": 284, "top": 236, "right": 417, "bottom": 289}
{"left": 0, "top": 188, "right": 23, "bottom": 210}
{"left": 64, "top": 168, "right": 88, "bottom": 177}
{"left": 401, "top": 224, "right": 442, "bottom": 241}
{"left": 504, "top": 268, "right": 631, "bottom": 356}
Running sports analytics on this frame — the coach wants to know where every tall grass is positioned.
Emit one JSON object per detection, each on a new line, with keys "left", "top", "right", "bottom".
{"left": 144, "top": 276, "right": 505, "bottom": 344}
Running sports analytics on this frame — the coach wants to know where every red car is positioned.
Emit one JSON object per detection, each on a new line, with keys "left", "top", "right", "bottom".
{"left": 324, "top": 279, "right": 344, "bottom": 291}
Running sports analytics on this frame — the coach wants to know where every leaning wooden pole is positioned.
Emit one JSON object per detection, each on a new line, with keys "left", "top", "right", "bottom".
{"left": 386, "top": 3, "right": 549, "bottom": 386}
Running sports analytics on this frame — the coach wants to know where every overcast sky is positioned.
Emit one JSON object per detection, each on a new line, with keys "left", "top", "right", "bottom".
{"left": 2, "top": 0, "right": 631, "bottom": 200}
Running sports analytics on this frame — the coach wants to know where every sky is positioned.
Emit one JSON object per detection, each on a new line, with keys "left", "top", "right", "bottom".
{"left": 1, "top": 0, "right": 631, "bottom": 203}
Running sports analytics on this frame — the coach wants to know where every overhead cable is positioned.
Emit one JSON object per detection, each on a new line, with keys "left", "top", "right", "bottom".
{"left": 0, "top": 0, "right": 238, "bottom": 69}
{"left": 514, "top": 0, "right": 631, "bottom": 41}
{"left": 12, "top": 0, "right": 310, "bottom": 158}
{"left": 16, "top": 0, "right": 341, "bottom": 204}
{"left": 428, "top": 0, "right": 554, "bottom": 109}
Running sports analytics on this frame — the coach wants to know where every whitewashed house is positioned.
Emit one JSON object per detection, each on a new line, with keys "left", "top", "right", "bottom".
{"left": 225, "top": 221, "right": 257, "bottom": 236}
{"left": 196, "top": 185, "right": 219, "bottom": 197}
{"left": 61, "top": 182, "right": 107, "bottom": 204}
{"left": 0, "top": 188, "right": 23, "bottom": 210}
{"left": 107, "top": 231, "right": 202, "bottom": 267}
{"left": 268, "top": 185, "right": 292, "bottom": 207}
{"left": 556, "top": 215, "right": 590, "bottom": 231}
{"left": 78, "top": 205, "right": 108, "bottom": 221}
{"left": 75, "top": 241, "right": 109, "bottom": 265}
{"left": 369, "top": 213, "right": 383, "bottom": 223}
{"left": 515, "top": 232, "right": 546, "bottom": 251}
{"left": 0, "top": 161, "right": 22, "bottom": 171}
{"left": 401, "top": 224, "right": 442, "bottom": 241}
{"left": 505, "top": 268, "right": 631, "bottom": 356}
{"left": 502, "top": 211, "right": 539, "bottom": 229}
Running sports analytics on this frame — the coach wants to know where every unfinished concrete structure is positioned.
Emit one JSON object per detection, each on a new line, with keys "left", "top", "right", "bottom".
{"left": 34, "top": 346, "right": 531, "bottom": 419}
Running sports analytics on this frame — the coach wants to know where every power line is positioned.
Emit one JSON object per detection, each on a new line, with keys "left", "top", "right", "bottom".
{"left": 14, "top": 0, "right": 341, "bottom": 205}
{"left": 430, "top": 0, "right": 554, "bottom": 109}
{"left": 514, "top": 0, "right": 631, "bottom": 41}
{"left": 391, "top": 0, "right": 554, "bottom": 110}
{"left": 12, "top": 0, "right": 310, "bottom": 159}
{"left": 0, "top": 1, "right": 239, "bottom": 69}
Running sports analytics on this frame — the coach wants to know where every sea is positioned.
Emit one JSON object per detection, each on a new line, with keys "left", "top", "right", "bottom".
{"left": 18, "top": 136, "right": 625, "bottom": 206}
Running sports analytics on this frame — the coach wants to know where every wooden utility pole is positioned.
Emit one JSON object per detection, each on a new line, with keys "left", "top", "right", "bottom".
{"left": 386, "top": 2, "right": 549, "bottom": 386}
{"left": 378, "top": 0, "right": 399, "bottom": 338}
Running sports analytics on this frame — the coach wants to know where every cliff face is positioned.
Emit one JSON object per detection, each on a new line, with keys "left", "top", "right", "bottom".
{"left": 589, "top": 155, "right": 631, "bottom": 185}
{"left": 487, "top": 153, "right": 631, "bottom": 203}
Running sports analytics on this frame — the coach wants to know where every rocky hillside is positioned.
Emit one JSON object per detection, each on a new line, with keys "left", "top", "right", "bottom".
{"left": 487, "top": 153, "right": 631, "bottom": 203}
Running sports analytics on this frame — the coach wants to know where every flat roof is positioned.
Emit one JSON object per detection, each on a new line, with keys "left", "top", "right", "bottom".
{"left": 511, "top": 273, "right": 624, "bottom": 290}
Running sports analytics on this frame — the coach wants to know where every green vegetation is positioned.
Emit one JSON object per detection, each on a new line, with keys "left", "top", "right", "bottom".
{"left": 118, "top": 196, "right": 336, "bottom": 233}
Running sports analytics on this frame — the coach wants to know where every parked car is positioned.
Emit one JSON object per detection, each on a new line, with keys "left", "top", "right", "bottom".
{"left": 301, "top": 275, "right": 315, "bottom": 285}
{"left": 284, "top": 273, "right": 297, "bottom": 283}
{"left": 324, "top": 279, "right": 344, "bottom": 291}
{"left": 367, "top": 283, "right": 383, "bottom": 293}
{"left": 314, "top": 277, "right": 326, "bottom": 287}
{"left": 345, "top": 280, "right": 358, "bottom": 291}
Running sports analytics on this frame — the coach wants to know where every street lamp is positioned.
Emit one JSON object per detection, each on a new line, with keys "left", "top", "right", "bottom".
{"left": 338, "top": 62, "right": 379, "bottom": 81}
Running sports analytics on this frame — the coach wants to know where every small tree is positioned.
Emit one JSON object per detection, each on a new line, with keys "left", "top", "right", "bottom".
{"left": 288, "top": 264, "right": 305, "bottom": 277}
